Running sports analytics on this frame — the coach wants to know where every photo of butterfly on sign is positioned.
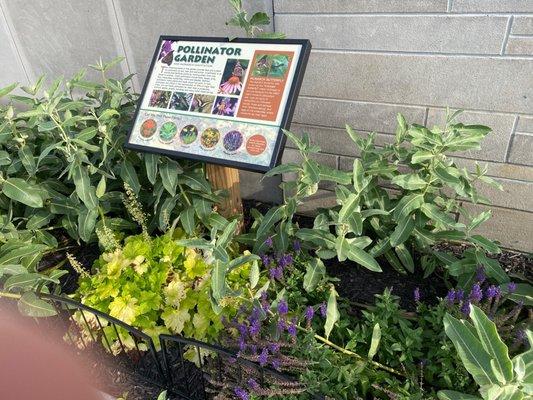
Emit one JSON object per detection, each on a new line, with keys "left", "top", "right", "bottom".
{"left": 125, "top": 36, "right": 311, "bottom": 173}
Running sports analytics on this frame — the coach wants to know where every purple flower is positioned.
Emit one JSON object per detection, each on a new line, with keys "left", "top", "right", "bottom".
{"left": 258, "top": 347, "right": 268, "bottom": 366}
{"left": 277, "top": 319, "right": 286, "bottom": 332}
{"left": 237, "top": 323, "right": 247, "bottom": 336}
{"left": 486, "top": 285, "right": 501, "bottom": 300}
{"left": 269, "top": 343, "right": 280, "bottom": 353}
{"left": 475, "top": 266, "right": 486, "bottom": 284}
{"left": 247, "top": 378, "right": 259, "bottom": 390}
{"left": 279, "top": 254, "right": 294, "bottom": 269}
{"left": 456, "top": 289, "right": 465, "bottom": 301}
{"left": 269, "top": 267, "right": 282, "bottom": 280}
{"left": 446, "top": 289, "right": 456, "bottom": 305}
{"left": 234, "top": 387, "right": 249, "bottom": 400}
{"left": 261, "top": 254, "right": 271, "bottom": 267}
{"left": 277, "top": 299, "right": 289, "bottom": 315}
{"left": 305, "top": 306, "right": 315, "bottom": 324}
{"left": 470, "top": 283, "right": 483, "bottom": 304}
{"left": 293, "top": 240, "right": 301, "bottom": 252}
{"left": 461, "top": 300, "right": 471, "bottom": 316}
{"left": 508, "top": 282, "right": 517, "bottom": 293}
{"left": 515, "top": 329, "right": 526, "bottom": 345}
{"left": 271, "top": 358, "right": 281, "bottom": 370}
{"left": 238, "top": 336, "right": 246, "bottom": 352}
{"left": 319, "top": 302, "right": 327, "bottom": 318}
{"left": 265, "top": 236, "right": 273, "bottom": 247}
{"left": 288, "top": 322, "right": 297, "bottom": 337}
{"left": 414, "top": 287, "right": 421, "bottom": 303}
{"left": 260, "top": 291, "right": 269, "bottom": 309}
{"left": 249, "top": 319, "right": 261, "bottom": 336}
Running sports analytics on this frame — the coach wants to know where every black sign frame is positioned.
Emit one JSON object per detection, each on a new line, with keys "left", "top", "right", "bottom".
{"left": 124, "top": 35, "right": 311, "bottom": 173}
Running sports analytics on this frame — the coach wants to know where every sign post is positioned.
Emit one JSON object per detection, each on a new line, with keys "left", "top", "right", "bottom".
{"left": 126, "top": 36, "right": 311, "bottom": 224}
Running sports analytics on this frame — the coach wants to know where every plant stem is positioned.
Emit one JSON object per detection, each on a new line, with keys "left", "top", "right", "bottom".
{"left": 179, "top": 184, "right": 192, "bottom": 206}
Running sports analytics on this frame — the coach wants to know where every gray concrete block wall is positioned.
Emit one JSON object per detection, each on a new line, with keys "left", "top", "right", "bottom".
{"left": 1, "top": 1, "right": 532, "bottom": 250}
{"left": 275, "top": 1, "right": 533, "bottom": 251}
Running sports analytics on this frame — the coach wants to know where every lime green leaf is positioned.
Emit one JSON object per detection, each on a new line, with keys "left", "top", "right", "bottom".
{"left": 0, "top": 82, "right": 18, "bottom": 98}
{"left": 437, "top": 390, "right": 481, "bottom": 400}
{"left": 2, "top": 178, "right": 43, "bottom": 208}
{"left": 249, "top": 260, "right": 259, "bottom": 289}
{"left": 411, "top": 150, "right": 434, "bottom": 164}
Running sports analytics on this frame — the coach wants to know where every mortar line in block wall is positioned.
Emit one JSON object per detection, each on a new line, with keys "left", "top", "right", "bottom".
{"left": 504, "top": 115, "right": 520, "bottom": 162}
{"left": 274, "top": 12, "right": 533, "bottom": 17}
{"left": 0, "top": 0, "right": 31, "bottom": 85}
{"left": 271, "top": 0, "right": 276, "bottom": 33}
{"left": 310, "top": 47, "right": 533, "bottom": 60}
{"left": 501, "top": 16, "right": 514, "bottom": 55}
{"left": 298, "top": 95, "right": 533, "bottom": 117}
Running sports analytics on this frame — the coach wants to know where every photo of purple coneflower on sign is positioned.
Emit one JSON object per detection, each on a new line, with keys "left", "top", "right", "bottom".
{"left": 219, "top": 59, "right": 249, "bottom": 95}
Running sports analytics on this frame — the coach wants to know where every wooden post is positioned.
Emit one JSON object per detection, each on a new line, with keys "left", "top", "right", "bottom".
{"left": 206, "top": 164, "right": 243, "bottom": 225}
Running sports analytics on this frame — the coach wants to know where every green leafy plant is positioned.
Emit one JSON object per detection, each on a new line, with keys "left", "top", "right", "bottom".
{"left": 282, "top": 111, "right": 508, "bottom": 287}
{"left": 227, "top": 0, "right": 285, "bottom": 39}
{"left": 0, "top": 59, "right": 221, "bottom": 312}
{"left": 438, "top": 306, "right": 532, "bottom": 400}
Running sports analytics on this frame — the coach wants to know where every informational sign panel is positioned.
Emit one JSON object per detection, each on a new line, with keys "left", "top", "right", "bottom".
{"left": 126, "top": 36, "right": 311, "bottom": 172}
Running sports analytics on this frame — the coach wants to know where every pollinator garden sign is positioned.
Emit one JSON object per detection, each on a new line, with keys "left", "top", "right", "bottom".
{"left": 126, "top": 36, "right": 311, "bottom": 173}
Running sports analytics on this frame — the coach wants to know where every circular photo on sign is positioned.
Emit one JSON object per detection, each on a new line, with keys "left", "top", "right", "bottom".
{"left": 179, "top": 124, "right": 198, "bottom": 145}
{"left": 140, "top": 118, "right": 157, "bottom": 139}
{"left": 201, "top": 127, "right": 220, "bottom": 149}
{"left": 223, "top": 130, "right": 244, "bottom": 152}
{"left": 246, "top": 134, "right": 267, "bottom": 156}
{"left": 159, "top": 121, "right": 178, "bottom": 142}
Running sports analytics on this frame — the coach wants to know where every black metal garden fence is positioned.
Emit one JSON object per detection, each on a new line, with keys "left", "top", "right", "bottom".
{"left": 23, "top": 293, "right": 318, "bottom": 400}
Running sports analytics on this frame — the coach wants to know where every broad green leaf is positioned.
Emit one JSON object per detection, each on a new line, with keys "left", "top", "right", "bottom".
{"left": 324, "top": 287, "right": 340, "bottom": 339}
{"left": 368, "top": 323, "right": 381, "bottom": 360}
{"left": 193, "top": 197, "right": 212, "bottom": 219}
{"left": 217, "top": 219, "right": 238, "bottom": 248}
{"left": 390, "top": 216, "right": 415, "bottom": 247}
{"left": 443, "top": 313, "right": 499, "bottom": 386}
{"left": 469, "top": 235, "right": 501, "bottom": 254}
{"left": 469, "top": 210, "right": 492, "bottom": 232}
{"left": 227, "top": 254, "right": 260, "bottom": 271}
{"left": 145, "top": 153, "right": 159, "bottom": 185}
{"left": 264, "top": 163, "right": 300, "bottom": 177}
{"left": 120, "top": 160, "right": 141, "bottom": 194}
{"left": 175, "top": 238, "right": 213, "bottom": 250}
{"left": 96, "top": 175, "right": 106, "bottom": 198}
{"left": 392, "top": 193, "right": 424, "bottom": 221}
{"left": 4, "top": 272, "right": 43, "bottom": 290}
{"left": 0, "top": 150, "right": 11, "bottom": 166}
{"left": 249, "top": 11, "right": 270, "bottom": 25}
{"left": 26, "top": 210, "right": 53, "bottom": 230}
{"left": 18, "top": 146, "right": 36, "bottom": 176}
{"left": 338, "top": 193, "right": 360, "bottom": 223}
{"left": 0, "top": 244, "right": 48, "bottom": 266}
{"left": 295, "top": 228, "right": 336, "bottom": 249}
{"left": 512, "top": 348, "right": 532, "bottom": 386}
{"left": 2, "top": 178, "right": 43, "bottom": 208}
{"left": 395, "top": 244, "right": 414, "bottom": 273}
{"left": 18, "top": 292, "right": 56, "bottom": 317}
{"left": 180, "top": 206, "right": 195, "bottom": 235}
{"left": 346, "top": 212, "right": 363, "bottom": 235}
{"left": 158, "top": 197, "right": 177, "bottom": 230}
{"left": 338, "top": 236, "right": 381, "bottom": 272}
{"left": 303, "top": 258, "right": 325, "bottom": 292}
{"left": 208, "top": 213, "right": 228, "bottom": 230}
{"left": 0, "top": 264, "right": 27, "bottom": 277}
{"left": 391, "top": 174, "right": 427, "bottom": 190}
{"left": 411, "top": 150, "right": 434, "bottom": 164}
{"left": 160, "top": 159, "right": 179, "bottom": 196}
{"left": 353, "top": 159, "right": 365, "bottom": 193}
{"left": 71, "top": 165, "right": 98, "bottom": 210}
{"left": 180, "top": 171, "right": 210, "bottom": 193}
{"left": 302, "top": 159, "right": 321, "bottom": 184}
{"left": 283, "top": 129, "right": 304, "bottom": 150}
{"left": 256, "top": 206, "right": 284, "bottom": 239}
{"left": 0, "top": 82, "right": 17, "bottom": 98}
{"left": 421, "top": 203, "right": 464, "bottom": 229}
{"left": 437, "top": 391, "right": 481, "bottom": 400}
{"left": 470, "top": 305, "right": 513, "bottom": 383}
{"left": 78, "top": 207, "right": 98, "bottom": 242}
{"left": 475, "top": 251, "right": 508, "bottom": 284}
{"left": 319, "top": 165, "right": 351, "bottom": 185}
